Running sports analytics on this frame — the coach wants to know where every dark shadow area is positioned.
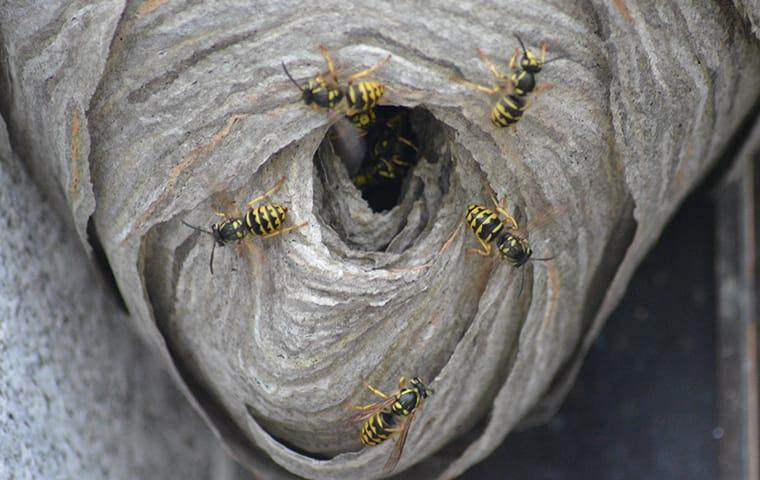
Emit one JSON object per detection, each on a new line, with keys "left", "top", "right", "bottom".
{"left": 86, "top": 217, "right": 129, "bottom": 313}
{"left": 347, "top": 106, "right": 419, "bottom": 212}
{"left": 464, "top": 189, "right": 718, "bottom": 479}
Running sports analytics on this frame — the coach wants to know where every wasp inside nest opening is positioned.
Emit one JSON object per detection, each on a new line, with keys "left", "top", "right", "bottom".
{"left": 313, "top": 105, "right": 448, "bottom": 254}
{"left": 331, "top": 106, "right": 420, "bottom": 212}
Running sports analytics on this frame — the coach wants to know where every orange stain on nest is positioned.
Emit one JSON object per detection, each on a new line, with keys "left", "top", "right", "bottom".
{"left": 613, "top": 0, "right": 634, "bottom": 23}
{"left": 130, "top": 114, "right": 245, "bottom": 239}
{"left": 675, "top": 166, "right": 686, "bottom": 190}
{"left": 136, "top": 0, "right": 169, "bottom": 17}
{"left": 69, "top": 110, "right": 81, "bottom": 198}
{"left": 539, "top": 259, "right": 562, "bottom": 334}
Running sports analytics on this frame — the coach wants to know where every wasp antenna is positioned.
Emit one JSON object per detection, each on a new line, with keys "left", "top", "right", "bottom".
{"left": 209, "top": 242, "right": 217, "bottom": 275}
{"left": 181, "top": 220, "right": 213, "bottom": 236}
{"left": 542, "top": 55, "right": 567, "bottom": 66}
{"left": 514, "top": 33, "right": 528, "bottom": 55}
{"left": 281, "top": 61, "right": 304, "bottom": 92}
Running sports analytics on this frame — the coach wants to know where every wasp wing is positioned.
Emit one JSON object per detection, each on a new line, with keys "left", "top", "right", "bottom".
{"left": 349, "top": 395, "right": 396, "bottom": 425}
{"left": 383, "top": 407, "right": 419, "bottom": 473}
{"left": 210, "top": 190, "right": 241, "bottom": 218}
{"left": 526, "top": 204, "right": 565, "bottom": 231}
{"left": 329, "top": 113, "right": 367, "bottom": 176}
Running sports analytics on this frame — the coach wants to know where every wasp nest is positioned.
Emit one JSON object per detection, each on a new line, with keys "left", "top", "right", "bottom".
{"left": 3, "top": 1, "right": 760, "bottom": 479}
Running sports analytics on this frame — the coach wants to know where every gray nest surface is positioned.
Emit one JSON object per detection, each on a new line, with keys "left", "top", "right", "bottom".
{"left": 2, "top": 1, "right": 760, "bottom": 479}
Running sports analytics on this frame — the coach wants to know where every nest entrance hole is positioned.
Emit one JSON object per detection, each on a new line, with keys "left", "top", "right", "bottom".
{"left": 337, "top": 106, "right": 420, "bottom": 212}
{"left": 313, "top": 106, "right": 451, "bottom": 254}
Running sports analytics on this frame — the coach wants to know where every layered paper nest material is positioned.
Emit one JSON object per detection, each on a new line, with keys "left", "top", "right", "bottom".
{"left": 3, "top": 1, "right": 760, "bottom": 478}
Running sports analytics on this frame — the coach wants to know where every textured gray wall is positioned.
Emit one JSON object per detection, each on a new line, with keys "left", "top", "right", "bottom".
{"left": 0, "top": 116, "right": 234, "bottom": 480}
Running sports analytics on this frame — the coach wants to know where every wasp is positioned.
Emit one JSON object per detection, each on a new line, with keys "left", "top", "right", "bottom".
{"left": 464, "top": 193, "right": 556, "bottom": 267}
{"left": 281, "top": 45, "right": 391, "bottom": 118}
{"left": 459, "top": 194, "right": 557, "bottom": 293}
{"left": 352, "top": 376, "right": 430, "bottom": 473}
{"left": 348, "top": 108, "right": 377, "bottom": 135}
{"left": 452, "top": 34, "right": 556, "bottom": 129}
{"left": 181, "top": 177, "right": 307, "bottom": 274}
{"left": 352, "top": 109, "right": 418, "bottom": 189}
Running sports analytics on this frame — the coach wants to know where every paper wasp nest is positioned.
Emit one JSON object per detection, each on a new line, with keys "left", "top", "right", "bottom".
{"left": 2, "top": 1, "right": 760, "bottom": 479}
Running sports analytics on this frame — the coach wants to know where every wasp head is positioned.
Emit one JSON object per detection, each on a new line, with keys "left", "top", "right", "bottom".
{"left": 521, "top": 51, "right": 543, "bottom": 73}
{"left": 301, "top": 80, "right": 320, "bottom": 105}
{"left": 210, "top": 223, "right": 228, "bottom": 247}
{"left": 410, "top": 377, "right": 429, "bottom": 399}
{"left": 282, "top": 61, "right": 317, "bottom": 105}
{"left": 182, "top": 219, "right": 236, "bottom": 275}
{"left": 515, "top": 34, "right": 544, "bottom": 74}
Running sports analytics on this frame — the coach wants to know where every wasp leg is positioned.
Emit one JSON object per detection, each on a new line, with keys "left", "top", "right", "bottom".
{"left": 397, "top": 136, "right": 418, "bottom": 151}
{"left": 390, "top": 220, "right": 462, "bottom": 273}
{"left": 531, "top": 83, "right": 555, "bottom": 95}
{"left": 467, "top": 237, "right": 492, "bottom": 256}
{"left": 347, "top": 54, "right": 392, "bottom": 84}
{"left": 508, "top": 47, "right": 521, "bottom": 70}
{"left": 490, "top": 194, "right": 519, "bottom": 230}
{"left": 393, "top": 222, "right": 461, "bottom": 274}
{"left": 259, "top": 221, "right": 308, "bottom": 239}
{"left": 397, "top": 377, "right": 408, "bottom": 388}
{"left": 361, "top": 378, "right": 389, "bottom": 400}
{"left": 391, "top": 157, "right": 412, "bottom": 168}
{"left": 450, "top": 76, "right": 502, "bottom": 95}
{"left": 214, "top": 211, "right": 229, "bottom": 218}
{"left": 439, "top": 224, "right": 462, "bottom": 255}
{"left": 377, "top": 155, "right": 394, "bottom": 171}
{"left": 319, "top": 44, "right": 339, "bottom": 85}
{"left": 476, "top": 48, "right": 509, "bottom": 80}
{"left": 246, "top": 177, "right": 287, "bottom": 209}
{"left": 540, "top": 41, "right": 549, "bottom": 64}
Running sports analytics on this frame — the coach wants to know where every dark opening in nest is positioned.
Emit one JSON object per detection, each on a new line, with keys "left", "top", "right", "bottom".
{"left": 331, "top": 106, "right": 419, "bottom": 212}
{"left": 313, "top": 105, "right": 451, "bottom": 254}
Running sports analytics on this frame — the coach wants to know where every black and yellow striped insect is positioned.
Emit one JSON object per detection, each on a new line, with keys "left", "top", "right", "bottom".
{"left": 465, "top": 200, "right": 532, "bottom": 268}
{"left": 181, "top": 177, "right": 307, "bottom": 274}
{"left": 463, "top": 192, "right": 557, "bottom": 265}
{"left": 352, "top": 109, "right": 418, "bottom": 189}
{"left": 508, "top": 34, "right": 548, "bottom": 97}
{"left": 461, "top": 194, "right": 556, "bottom": 293}
{"left": 281, "top": 44, "right": 391, "bottom": 118}
{"left": 452, "top": 34, "right": 554, "bottom": 129}
{"left": 348, "top": 108, "right": 377, "bottom": 135}
{"left": 352, "top": 376, "right": 430, "bottom": 473}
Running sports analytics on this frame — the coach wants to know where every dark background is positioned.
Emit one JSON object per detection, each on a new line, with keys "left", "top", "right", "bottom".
{"left": 464, "top": 190, "right": 719, "bottom": 479}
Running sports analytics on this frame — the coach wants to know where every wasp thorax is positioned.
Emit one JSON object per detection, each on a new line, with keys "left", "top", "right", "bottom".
{"left": 497, "top": 233, "right": 532, "bottom": 267}
{"left": 395, "top": 379, "right": 428, "bottom": 415}
{"left": 213, "top": 219, "right": 246, "bottom": 246}
{"left": 303, "top": 78, "right": 343, "bottom": 109}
